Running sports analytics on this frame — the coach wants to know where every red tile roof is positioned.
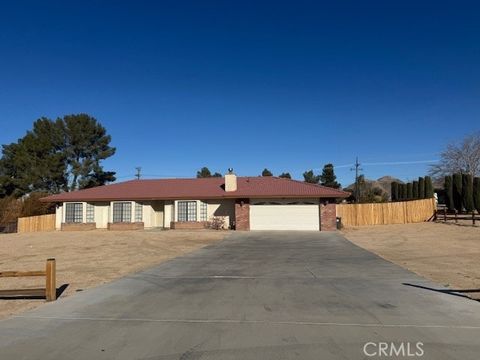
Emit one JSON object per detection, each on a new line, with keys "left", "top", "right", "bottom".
{"left": 41, "top": 176, "right": 349, "bottom": 202}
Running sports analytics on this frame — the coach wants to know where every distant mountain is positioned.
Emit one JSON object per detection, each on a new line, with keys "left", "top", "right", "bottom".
{"left": 344, "top": 176, "right": 404, "bottom": 197}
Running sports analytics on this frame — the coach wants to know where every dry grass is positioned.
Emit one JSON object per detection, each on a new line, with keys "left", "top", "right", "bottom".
{"left": 342, "top": 222, "right": 480, "bottom": 298}
{"left": 0, "top": 229, "right": 228, "bottom": 319}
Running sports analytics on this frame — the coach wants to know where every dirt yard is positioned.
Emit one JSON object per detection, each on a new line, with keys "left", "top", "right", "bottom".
{"left": 0, "top": 229, "right": 228, "bottom": 319}
{"left": 343, "top": 222, "right": 480, "bottom": 299}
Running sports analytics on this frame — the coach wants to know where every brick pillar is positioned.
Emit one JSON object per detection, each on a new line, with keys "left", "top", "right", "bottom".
{"left": 320, "top": 202, "right": 337, "bottom": 231}
{"left": 235, "top": 199, "right": 250, "bottom": 230}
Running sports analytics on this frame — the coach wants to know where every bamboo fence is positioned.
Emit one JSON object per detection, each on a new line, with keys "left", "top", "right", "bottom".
{"left": 17, "top": 214, "right": 56, "bottom": 233}
{"left": 336, "top": 198, "right": 436, "bottom": 227}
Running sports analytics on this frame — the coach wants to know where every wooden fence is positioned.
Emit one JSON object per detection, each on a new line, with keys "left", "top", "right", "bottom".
{"left": 17, "top": 214, "right": 56, "bottom": 233}
{"left": 0, "top": 258, "right": 57, "bottom": 301}
{"left": 336, "top": 198, "right": 436, "bottom": 227}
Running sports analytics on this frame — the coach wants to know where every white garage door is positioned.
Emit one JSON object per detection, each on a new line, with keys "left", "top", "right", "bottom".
{"left": 250, "top": 203, "right": 320, "bottom": 231}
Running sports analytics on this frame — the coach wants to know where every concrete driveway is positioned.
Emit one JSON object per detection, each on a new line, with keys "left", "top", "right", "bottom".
{"left": 1, "top": 231, "right": 479, "bottom": 359}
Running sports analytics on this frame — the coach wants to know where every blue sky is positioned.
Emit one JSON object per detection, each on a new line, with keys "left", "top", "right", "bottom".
{"left": 0, "top": 1, "right": 479, "bottom": 186}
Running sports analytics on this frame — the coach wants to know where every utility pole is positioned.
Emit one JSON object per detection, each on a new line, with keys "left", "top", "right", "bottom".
{"left": 135, "top": 167, "right": 142, "bottom": 180}
{"left": 351, "top": 157, "right": 362, "bottom": 203}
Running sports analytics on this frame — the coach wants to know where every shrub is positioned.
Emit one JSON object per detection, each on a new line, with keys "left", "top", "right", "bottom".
{"left": 418, "top": 177, "right": 425, "bottom": 199}
{"left": 444, "top": 176, "right": 454, "bottom": 211}
{"left": 452, "top": 173, "right": 463, "bottom": 211}
{"left": 407, "top": 183, "right": 413, "bottom": 199}
{"left": 207, "top": 216, "right": 226, "bottom": 230}
{"left": 412, "top": 181, "right": 419, "bottom": 199}
{"left": 425, "top": 176, "right": 434, "bottom": 198}
{"left": 474, "top": 177, "right": 480, "bottom": 213}
{"left": 462, "top": 174, "right": 475, "bottom": 212}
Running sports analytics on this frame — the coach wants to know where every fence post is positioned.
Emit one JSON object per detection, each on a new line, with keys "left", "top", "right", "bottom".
{"left": 454, "top": 210, "right": 458, "bottom": 223}
{"left": 473, "top": 212, "right": 476, "bottom": 226}
{"left": 45, "top": 258, "right": 56, "bottom": 301}
{"left": 443, "top": 208, "right": 446, "bottom": 222}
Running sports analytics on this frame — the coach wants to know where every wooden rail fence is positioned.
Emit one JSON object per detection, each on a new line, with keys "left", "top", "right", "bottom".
{"left": 336, "top": 198, "right": 436, "bottom": 227}
{"left": 0, "top": 259, "right": 56, "bottom": 301}
{"left": 17, "top": 214, "right": 56, "bottom": 233}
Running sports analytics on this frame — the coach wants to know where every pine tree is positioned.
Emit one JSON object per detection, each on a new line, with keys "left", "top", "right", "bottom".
{"left": 418, "top": 177, "right": 425, "bottom": 199}
{"left": 412, "top": 181, "right": 419, "bottom": 199}
{"left": 452, "top": 173, "right": 463, "bottom": 211}
{"left": 319, "top": 163, "right": 341, "bottom": 188}
{"left": 462, "top": 174, "right": 474, "bottom": 212}
{"left": 473, "top": 177, "right": 480, "bottom": 213}
{"left": 278, "top": 172, "right": 291, "bottom": 179}
{"left": 303, "top": 170, "right": 320, "bottom": 184}
{"left": 407, "top": 183, "right": 413, "bottom": 199}
{"left": 424, "top": 176, "right": 434, "bottom": 198}
{"left": 444, "top": 175, "right": 454, "bottom": 211}
{"left": 261, "top": 168, "right": 273, "bottom": 176}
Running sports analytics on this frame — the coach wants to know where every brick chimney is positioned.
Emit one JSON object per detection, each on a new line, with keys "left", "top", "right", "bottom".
{"left": 225, "top": 168, "right": 237, "bottom": 192}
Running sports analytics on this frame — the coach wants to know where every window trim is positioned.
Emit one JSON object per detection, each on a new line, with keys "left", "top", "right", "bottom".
{"left": 86, "top": 203, "right": 95, "bottom": 223}
{"left": 112, "top": 201, "right": 132, "bottom": 223}
{"left": 134, "top": 202, "right": 143, "bottom": 222}
{"left": 177, "top": 200, "right": 197, "bottom": 222}
{"left": 65, "top": 202, "right": 83, "bottom": 223}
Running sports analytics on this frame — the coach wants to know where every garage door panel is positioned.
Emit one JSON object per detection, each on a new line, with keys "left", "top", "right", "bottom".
{"left": 250, "top": 205, "right": 319, "bottom": 231}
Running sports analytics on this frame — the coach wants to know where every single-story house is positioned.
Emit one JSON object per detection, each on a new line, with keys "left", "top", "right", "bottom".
{"left": 41, "top": 171, "right": 349, "bottom": 231}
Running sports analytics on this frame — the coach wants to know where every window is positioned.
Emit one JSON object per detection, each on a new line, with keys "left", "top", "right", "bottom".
{"left": 135, "top": 202, "right": 143, "bottom": 222}
{"left": 86, "top": 203, "right": 95, "bottom": 223}
{"left": 200, "top": 202, "right": 207, "bottom": 221}
{"left": 177, "top": 201, "right": 197, "bottom": 222}
{"left": 113, "top": 202, "right": 132, "bottom": 223}
{"left": 65, "top": 203, "right": 83, "bottom": 223}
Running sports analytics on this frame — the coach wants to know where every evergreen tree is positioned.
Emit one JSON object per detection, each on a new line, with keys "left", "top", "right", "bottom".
{"left": 412, "top": 180, "right": 419, "bottom": 199}
{"left": 319, "top": 163, "right": 341, "bottom": 188}
{"left": 0, "top": 114, "right": 116, "bottom": 196}
{"left": 391, "top": 182, "right": 399, "bottom": 201}
{"left": 261, "top": 168, "right": 273, "bottom": 176}
{"left": 407, "top": 183, "right": 413, "bottom": 199}
{"left": 452, "top": 173, "right": 463, "bottom": 211}
{"left": 197, "top": 167, "right": 213, "bottom": 178}
{"left": 418, "top": 177, "right": 425, "bottom": 199}
{"left": 424, "top": 176, "right": 434, "bottom": 198}
{"left": 278, "top": 172, "right": 291, "bottom": 179}
{"left": 473, "top": 177, "right": 480, "bottom": 213}
{"left": 462, "top": 174, "right": 475, "bottom": 212}
{"left": 444, "top": 175, "right": 454, "bottom": 211}
{"left": 303, "top": 170, "right": 320, "bottom": 184}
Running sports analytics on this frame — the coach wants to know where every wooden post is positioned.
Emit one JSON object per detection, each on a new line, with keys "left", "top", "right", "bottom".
{"left": 473, "top": 212, "right": 476, "bottom": 226}
{"left": 45, "top": 258, "right": 56, "bottom": 301}
{"left": 443, "top": 208, "right": 447, "bottom": 222}
{"left": 455, "top": 210, "right": 458, "bottom": 223}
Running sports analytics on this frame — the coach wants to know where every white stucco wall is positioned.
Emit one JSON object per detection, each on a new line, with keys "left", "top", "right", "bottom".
{"left": 206, "top": 199, "right": 235, "bottom": 228}
{"left": 55, "top": 204, "right": 63, "bottom": 230}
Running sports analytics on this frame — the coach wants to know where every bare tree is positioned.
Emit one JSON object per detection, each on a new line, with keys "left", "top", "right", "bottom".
{"left": 430, "top": 131, "right": 480, "bottom": 178}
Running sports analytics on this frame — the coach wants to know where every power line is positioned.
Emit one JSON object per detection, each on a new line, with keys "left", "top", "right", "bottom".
{"left": 135, "top": 167, "right": 141, "bottom": 180}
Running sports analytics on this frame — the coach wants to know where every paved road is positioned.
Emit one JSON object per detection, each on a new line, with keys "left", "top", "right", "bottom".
{"left": 1, "top": 232, "right": 480, "bottom": 359}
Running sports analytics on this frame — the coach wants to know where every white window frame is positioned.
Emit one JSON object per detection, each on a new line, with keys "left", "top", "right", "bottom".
{"left": 86, "top": 203, "right": 95, "bottom": 223}
{"left": 112, "top": 202, "right": 132, "bottom": 223}
{"left": 65, "top": 202, "right": 83, "bottom": 223}
{"left": 135, "top": 202, "right": 143, "bottom": 222}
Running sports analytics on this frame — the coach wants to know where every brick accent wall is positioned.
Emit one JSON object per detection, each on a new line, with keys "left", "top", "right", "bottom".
{"left": 235, "top": 199, "right": 250, "bottom": 230}
{"left": 320, "top": 202, "right": 337, "bottom": 231}
{"left": 170, "top": 221, "right": 208, "bottom": 230}
{"left": 61, "top": 223, "right": 96, "bottom": 231}
{"left": 107, "top": 222, "right": 144, "bottom": 231}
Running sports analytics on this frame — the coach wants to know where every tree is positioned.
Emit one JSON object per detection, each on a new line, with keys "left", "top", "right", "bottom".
{"left": 196, "top": 167, "right": 222, "bottom": 178}
{"left": 430, "top": 131, "right": 480, "bottom": 178}
{"left": 0, "top": 114, "right": 116, "bottom": 197}
{"left": 412, "top": 181, "right": 419, "bottom": 199}
{"left": 61, "top": 114, "right": 116, "bottom": 190}
{"left": 444, "top": 175, "right": 454, "bottom": 211}
{"left": 424, "top": 176, "right": 434, "bottom": 198}
{"left": 418, "top": 177, "right": 425, "bottom": 199}
{"left": 400, "top": 183, "right": 407, "bottom": 200}
{"left": 473, "top": 177, "right": 480, "bottom": 213}
{"left": 319, "top": 163, "right": 341, "bottom": 188}
{"left": 452, "top": 173, "right": 463, "bottom": 211}
{"left": 391, "top": 182, "right": 399, "bottom": 201}
{"left": 407, "top": 183, "right": 413, "bottom": 200}
{"left": 462, "top": 174, "right": 474, "bottom": 212}
{"left": 278, "top": 172, "right": 291, "bottom": 179}
{"left": 261, "top": 168, "right": 273, "bottom": 177}
{"left": 303, "top": 170, "right": 320, "bottom": 184}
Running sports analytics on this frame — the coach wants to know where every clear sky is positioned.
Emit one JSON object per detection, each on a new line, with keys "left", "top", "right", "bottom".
{"left": 0, "top": 1, "right": 479, "bottom": 186}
